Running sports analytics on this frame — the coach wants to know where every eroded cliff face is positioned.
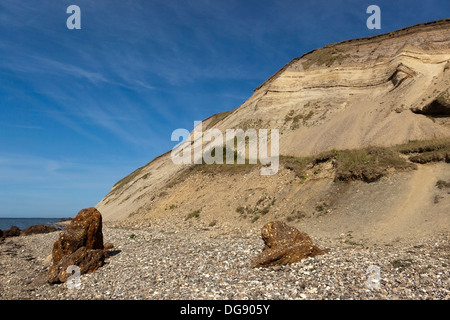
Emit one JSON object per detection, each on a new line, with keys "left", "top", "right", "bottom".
{"left": 97, "top": 19, "right": 450, "bottom": 222}
{"left": 216, "top": 19, "right": 450, "bottom": 156}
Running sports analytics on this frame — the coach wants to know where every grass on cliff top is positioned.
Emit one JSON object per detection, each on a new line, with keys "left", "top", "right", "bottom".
{"left": 194, "top": 145, "right": 258, "bottom": 174}
{"left": 394, "top": 138, "right": 450, "bottom": 154}
{"left": 128, "top": 138, "right": 450, "bottom": 193}
{"left": 165, "top": 146, "right": 258, "bottom": 188}
{"left": 332, "top": 147, "right": 416, "bottom": 182}
{"left": 280, "top": 147, "right": 415, "bottom": 183}
{"left": 165, "top": 137, "right": 450, "bottom": 189}
{"left": 393, "top": 138, "right": 450, "bottom": 164}
{"left": 302, "top": 47, "right": 349, "bottom": 70}
{"left": 282, "top": 137, "right": 450, "bottom": 183}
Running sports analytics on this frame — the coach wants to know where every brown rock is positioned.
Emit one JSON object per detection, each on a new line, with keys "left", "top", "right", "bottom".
{"left": 48, "top": 207, "right": 105, "bottom": 284}
{"left": 251, "top": 221, "right": 328, "bottom": 268}
{"left": 51, "top": 207, "right": 104, "bottom": 266}
{"left": 70, "top": 207, "right": 103, "bottom": 250}
{"left": 2, "top": 226, "right": 21, "bottom": 238}
{"left": 20, "top": 224, "right": 59, "bottom": 236}
{"left": 47, "top": 247, "right": 106, "bottom": 284}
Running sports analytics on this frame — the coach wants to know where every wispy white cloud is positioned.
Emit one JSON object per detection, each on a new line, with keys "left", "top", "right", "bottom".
{"left": 0, "top": 154, "right": 64, "bottom": 184}
{"left": 0, "top": 152, "right": 144, "bottom": 216}
{"left": 0, "top": 53, "right": 109, "bottom": 85}
{"left": 0, "top": 123, "right": 43, "bottom": 130}
{"left": 0, "top": 153, "right": 136, "bottom": 189}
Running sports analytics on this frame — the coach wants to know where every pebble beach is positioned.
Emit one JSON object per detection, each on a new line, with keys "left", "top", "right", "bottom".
{"left": 1, "top": 222, "right": 449, "bottom": 300}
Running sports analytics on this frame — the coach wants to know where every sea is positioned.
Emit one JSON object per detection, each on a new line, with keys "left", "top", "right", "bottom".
{"left": 0, "top": 218, "right": 65, "bottom": 230}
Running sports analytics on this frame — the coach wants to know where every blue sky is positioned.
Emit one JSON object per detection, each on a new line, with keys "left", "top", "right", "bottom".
{"left": 0, "top": 0, "right": 449, "bottom": 218}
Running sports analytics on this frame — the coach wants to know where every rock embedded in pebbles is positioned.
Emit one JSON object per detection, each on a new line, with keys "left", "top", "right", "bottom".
{"left": 1, "top": 224, "right": 59, "bottom": 239}
{"left": 51, "top": 207, "right": 104, "bottom": 266}
{"left": 47, "top": 207, "right": 105, "bottom": 284}
{"left": 2, "top": 226, "right": 21, "bottom": 238}
{"left": 251, "top": 221, "right": 328, "bottom": 268}
{"left": 47, "top": 247, "right": 106, "bottom": 284}
{"left": 20, "top": 224, "right": 59, "bottom": 236}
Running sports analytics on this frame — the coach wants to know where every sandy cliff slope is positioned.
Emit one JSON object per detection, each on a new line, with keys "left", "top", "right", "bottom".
{"left": 96, "top": 20, "right": 450, "bottom": 243}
